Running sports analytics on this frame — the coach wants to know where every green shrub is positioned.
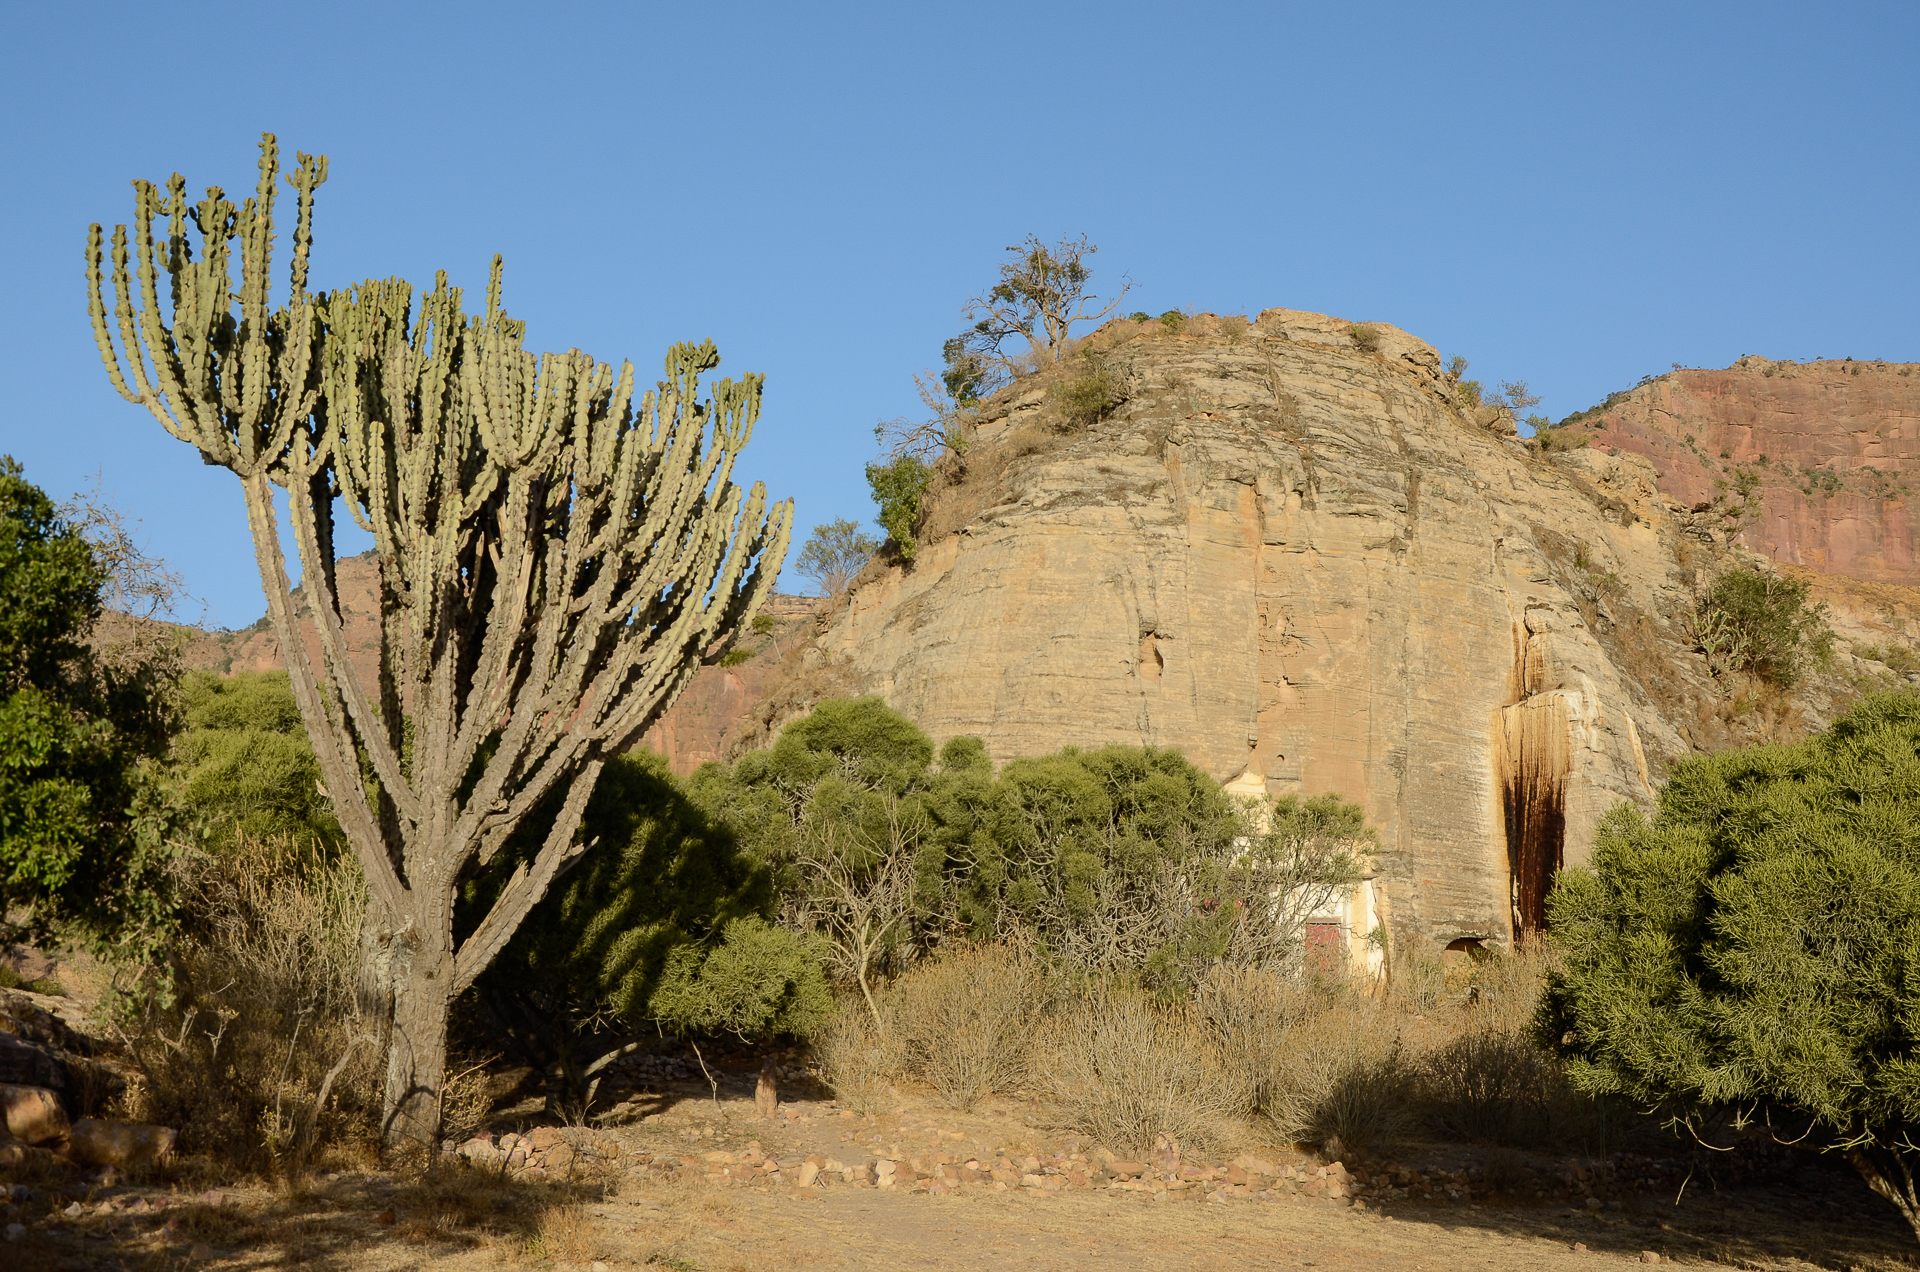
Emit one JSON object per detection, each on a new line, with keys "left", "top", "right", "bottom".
{"left": 1126, "top": 311, "right": 1152, "bottom": 323}
{"left": 173, "top": 670, "right": 342, "bottom": 852}
{"left": 1346, "top": 323, "right": 1383, "bottom": 353}
{"left": 1542, "top": 692, "right": 1920, "bottom": 1239}
{"left": 1697, "top": 565, "right": 1832, "bottom": 686}
{"left": 649, "top": 916, "right": 833, "bottom": 1043}
{"left": 0, "top": 457, "right": 180, "bottom": 951}
{"left": 1157, "top": 310, "right": 1186, "bottom": 333}
{"left": 864, "top": 455, "right": 933, "bottom": 561}
{"left": 471, "top": 749, "right": 795, "bottom": 1114}
{"left": 1051, "top": 357, "right": 1124, "bottom": 428}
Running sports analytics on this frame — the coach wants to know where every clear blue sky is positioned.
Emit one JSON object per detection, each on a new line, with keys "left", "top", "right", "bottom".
{"left": 3, "top": 1, "right": 1915, "bottom": 626}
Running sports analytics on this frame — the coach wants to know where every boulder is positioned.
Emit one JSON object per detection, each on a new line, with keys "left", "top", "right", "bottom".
{"left": 0, "top": 1084, "right": 68, "bottom": 1145}
{"left": 0, "top": 1033, "right": 67, "bottom": 1092}
{"left": 66, "top": 1118, "right": 177, "bottom": 1169}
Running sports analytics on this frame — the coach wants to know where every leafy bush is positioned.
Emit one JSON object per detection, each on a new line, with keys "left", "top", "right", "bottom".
{"left": 173, "top": 671, "right": 342, "bottom": 853}
{"left": 1051, "top": 356, "right": 1125, "bottom": 429}
{"left": 649, "top": 916, "right": 833, "bottom": 1043}
{"left": 472, "top": 749, "right": 794, "bottom": 1115}
{"left": 1346, "top": 324, "right": 1383, "bottom": 353}
{"left": 864, "top": 455, "right": 933, "bottom": 561}
{"left": 0, "top": 457, "right": 180, "bottom": 952}
{"left": 1696, "top": 564, "right": 1832, "bottom": 686}
{"left": 1542, "top": 691, "right": 1920, "bottom": 1239}
{"left": 1157, "top": 310, "right": 1186, "bottom": 333}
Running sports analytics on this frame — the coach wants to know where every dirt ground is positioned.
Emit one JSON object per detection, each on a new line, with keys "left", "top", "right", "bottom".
{"left": 7, "top": 1066, "right": 1920, "bottom": 1272}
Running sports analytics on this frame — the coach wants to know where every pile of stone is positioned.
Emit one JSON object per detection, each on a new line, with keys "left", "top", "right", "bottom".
{"left": 449, "top": 1125, "right": 624, "bottom": 1179}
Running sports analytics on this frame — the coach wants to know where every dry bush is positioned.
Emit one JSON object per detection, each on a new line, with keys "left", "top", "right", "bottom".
{"left": 1044, "top": 986, "right": 1242, "bottom": 1155}
{"left": 1197, "top": 969, "right": 1413, "bottom": 1152}
{"left": 1412, "top": 939, "right": 1613, "bottom": 1151}
{"left": 812, "top": 1000, "right": 908, "bottom": 1114}
{"left": 889, "top": 944, "right": 1048, "bottom": 1110}
{"left": 111, "top": 834, "right": 381, "bottom": 1173}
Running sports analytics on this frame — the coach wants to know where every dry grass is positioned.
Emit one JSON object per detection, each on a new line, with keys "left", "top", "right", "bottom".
{"left": 813, "top": 937, "right": 1616, "bottom": 1162}
{"left": 108, "top": 833, "right": 382, "bottom": 1176}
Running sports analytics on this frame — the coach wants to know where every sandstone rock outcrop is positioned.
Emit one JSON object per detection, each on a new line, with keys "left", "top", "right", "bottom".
{"left": 770, "top": 311, "right": 1879, "bottom": 947}
{"left": 1557, "top": 358, "right": 1916, "bottom": 584}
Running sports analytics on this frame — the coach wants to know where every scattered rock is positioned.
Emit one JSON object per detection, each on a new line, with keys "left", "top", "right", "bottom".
{"left": 1640, "top": 1253, "right": 1661, "bottom": 1265}
{"left": 2, "top": 1222, "right": 23, "bottom": 1242}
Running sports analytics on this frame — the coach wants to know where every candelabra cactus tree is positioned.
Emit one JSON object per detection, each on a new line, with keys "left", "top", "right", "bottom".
{"left": 86, "top": 135, "right": 792, "bottom": 1148}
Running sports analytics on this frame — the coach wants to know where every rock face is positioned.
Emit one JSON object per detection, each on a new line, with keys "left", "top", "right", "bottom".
{"left": 1560, "top": 358, "right": 1917, "bottom": 584}
{"left": 790, "top": 311, "right": 1863, "bottom": 947}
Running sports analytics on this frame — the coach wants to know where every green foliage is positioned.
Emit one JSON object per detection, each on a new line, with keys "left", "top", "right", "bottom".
{"left": 0, "top": 457, "right": 179, "bottom": 950}
{"left": 478, "top": 749, "right": 776, "bottom": 1028}
{"left": 1126, "top": 311, "right": 1152, "bottom": 323}
{"left": 864, "top": 455, "right": 933, "bottom": 561}
{"left": 1051, "top": 355, "right": 1125, "bottom": 429}
{"left": 172, "top": 671, "right": 341, "bottom": 852}
{"left": 1157, "top": 310, "right": 1186, "bottom": 333}
{"left": 649, "top": 916, "right": 832, "bottom": 1042}
{"left": 1346, "top": 324, "right": 1383, "bottom": 353}
{"left": 939, "top": 334, "right": 1000, "bottom": 406}
{"left": 1541, "top": 692, "right": 1920, "bottom": 1233}
{"left": 795, "top": 518, "right": 879, "bottom": 596}
{"left": 1699, "top": 565, "right": 1833, "bottom": 687}
{"left": 694, "top": 698, "right": 1369, "bottom": 993}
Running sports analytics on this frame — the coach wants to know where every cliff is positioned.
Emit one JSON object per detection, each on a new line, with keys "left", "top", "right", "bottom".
{"left": 1556, "top": 358, "right": 1917, "bottom": 584}
{"left": 743, "top": 311, "right": 1905, "bottom": 949}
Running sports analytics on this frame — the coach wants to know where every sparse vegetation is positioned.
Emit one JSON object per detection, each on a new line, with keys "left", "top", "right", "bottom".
{"left": 1051, "top": 352, "right": 1126, "bottom": 428}
{"left": 1346, "top": 323, "right": 1382, "bottom": 353}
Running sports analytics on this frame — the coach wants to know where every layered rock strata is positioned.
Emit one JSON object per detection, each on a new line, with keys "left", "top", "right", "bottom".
{"left": 1561, "top": 358, "right": 1917, "bottom": 584}
{"left": 800, "top": 311, "right": 1778, "bottom": 946}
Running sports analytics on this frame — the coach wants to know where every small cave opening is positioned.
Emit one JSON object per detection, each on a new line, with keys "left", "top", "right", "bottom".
{"left": 1498, "top": 701, "right": 1570, "bottom": 940}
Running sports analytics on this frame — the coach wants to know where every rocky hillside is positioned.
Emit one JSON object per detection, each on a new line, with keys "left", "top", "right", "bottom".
{"left": 723, "top": 311, "right": 1914, "bottom": 951}
{"left": 1553, "top": 357, "right": 1916, "bottom": 583}
{"left": 169, "top": 315, "right": 1920, "bottom": 955}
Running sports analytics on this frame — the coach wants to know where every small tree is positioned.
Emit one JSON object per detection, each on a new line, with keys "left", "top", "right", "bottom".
{"left": 1697, "top": 565, "right": 1832, "bottom": 687}
{"left": 87, "top": 136, "right": 791, "bottom": 1148}
{"left": 1541, "top": 691, "right": 1920, "bottom": 1240}
{"left": 795, "top": 519, "right": 879, "bottom": 596}
{"left": 0, "top": 457, "right": 180, "bottom": 954}
{"left": 948, "top": 234, "right": 1130, "bottom": 383}
{"left": 864, "top": 455, "right": 933, "bottom": 561}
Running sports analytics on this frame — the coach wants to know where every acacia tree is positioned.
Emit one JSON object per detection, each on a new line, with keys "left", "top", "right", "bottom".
{"left": 86, "top": 135, "right": 791, "bottom": 1148}
{"left": 948, "top": 234, "right": 1130, "bottom": 385}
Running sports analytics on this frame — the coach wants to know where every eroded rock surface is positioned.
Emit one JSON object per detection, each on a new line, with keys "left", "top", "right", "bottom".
{"left": 1560, "top": 358, "right": 1916, "bottom": 584}
{"left": 794, "top": 312, "right": 1855, "bottom": 944}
